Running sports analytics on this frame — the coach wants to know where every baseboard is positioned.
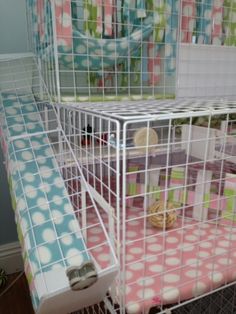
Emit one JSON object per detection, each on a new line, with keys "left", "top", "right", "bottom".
{"left": 0, "top": 52, "right": 34, "bottom": 60}
{"left": 0, "top": 242, "right": 23, "bottom": 274}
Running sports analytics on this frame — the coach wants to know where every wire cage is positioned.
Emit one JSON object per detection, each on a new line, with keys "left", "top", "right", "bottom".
{"left": 2, "top": 57, "right": 236, "bottom": 313}
{"left": 0, "top": 57, "right": 118, "bottom": 314}
{"left": 26, "top": 0, "right": 236, "bottom": 102}
{"left": 2, "top": 0, "right": 236, "bottom": 312}
{"left": 51, "top": 98, "right": 236, "bottom": 314}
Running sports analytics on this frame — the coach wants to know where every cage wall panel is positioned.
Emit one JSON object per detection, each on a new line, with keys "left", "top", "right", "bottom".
{"left": 55, "top": 100, "right": 236, "bottom": 314}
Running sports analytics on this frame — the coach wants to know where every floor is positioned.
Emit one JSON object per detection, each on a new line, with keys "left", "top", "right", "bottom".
{"left": 0, "top": 272, "right": 34, "bottom": 314}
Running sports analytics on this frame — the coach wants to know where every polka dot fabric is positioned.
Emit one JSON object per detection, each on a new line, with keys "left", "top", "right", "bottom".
{"left": 224, "top": 0, "right": 236, "bottom": 46}
{"left": 181, "top": 0, "right": 196, "bottom": 43}
{"left": 87, "top": 206, "right": 236, "bottom": 314}
{"left": 0, "top": 91, "right": 90, "bottom": 310}
{"left": 28, "top": 0, "right": 179, "bottom": 80}
{"left": 30, "top": 0, "right": 154, "bottom": 72}
{"left": 54, "top": 0, "right": 73, "bottom": 47}
{"left": 58, "top": 24, "right": 153, "bottom": 71}
{"left": 165, "top": 0, "right": 179, "bottom": 74}
{"left": 212, "top": 0, "right": 223, "bottom": 45}
{"left": 196, "top": 0, "right": 212, "bottom": 44}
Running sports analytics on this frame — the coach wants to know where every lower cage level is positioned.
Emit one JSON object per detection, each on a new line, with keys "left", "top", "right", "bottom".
{"left": 72, "top": 150, "right": 236, "bottom": 313}
{"left": 86, "top": 206, "right": 236, "bottom": 314}
{"left": 66, "top": 119, "right": 236, "bottom": 313}
{"left": 73, "top": 283, "right": 236, "bottom": 314}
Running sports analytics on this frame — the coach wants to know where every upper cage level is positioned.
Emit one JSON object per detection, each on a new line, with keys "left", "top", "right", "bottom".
{"left": 26, "top": 0, "right": 236, "bottom": 102}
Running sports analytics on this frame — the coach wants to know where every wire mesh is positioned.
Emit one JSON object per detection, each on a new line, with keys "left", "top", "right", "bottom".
{"left": 26, "top": 0, "right": 236, "bottom": 101}
{"left": 5, "top": 0, "right": 236, "bottom": 312}
{"left": 57, "top": 102, "right": 236, "bottom": 313}
{"left": 26, "top": 0, "right": 179, "bottom": 101}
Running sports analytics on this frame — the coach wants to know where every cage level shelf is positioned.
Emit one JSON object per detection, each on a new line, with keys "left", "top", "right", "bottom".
{"left": 0, "top": 59, "right": 118, "bottom": 314}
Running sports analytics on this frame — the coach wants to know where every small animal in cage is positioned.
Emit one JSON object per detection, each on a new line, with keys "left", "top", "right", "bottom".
{"left": 148, "top": 201, "right": 177, "bottom": 229}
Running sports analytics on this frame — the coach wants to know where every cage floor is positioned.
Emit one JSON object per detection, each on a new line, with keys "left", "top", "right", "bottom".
{"left": 86, "top": 207, "right": 236, "bottom": 314}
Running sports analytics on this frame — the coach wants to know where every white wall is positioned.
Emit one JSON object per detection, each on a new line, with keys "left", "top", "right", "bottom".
{"left": 0, "top": 0, "right": 28, "bottom": 53}
{"left": 177, "top": 44, "right": 236, "bottom": 98}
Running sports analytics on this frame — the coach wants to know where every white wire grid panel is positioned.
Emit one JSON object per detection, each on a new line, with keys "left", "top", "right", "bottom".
{"left": 67, "top": 97, "right": 236, "bottom": 120}
{"left": 58, "top": 99, "right": 236, "bottom": 314}
{"left": 1, "top": 55, "right": 236, "bottom": 314}
{"left": 26, "top": 0, "right": 179, "bottom": 102}
{"left": 26, "top": 0, "right": 236, "bottom": 102}
{"left": 0, "top": 56, "right": 118, "bottom": 314}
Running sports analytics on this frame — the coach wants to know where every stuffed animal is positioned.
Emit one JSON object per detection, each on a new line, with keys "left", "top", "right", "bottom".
{"left": 148, "top": 200, "right": 177, "bottom": 229}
